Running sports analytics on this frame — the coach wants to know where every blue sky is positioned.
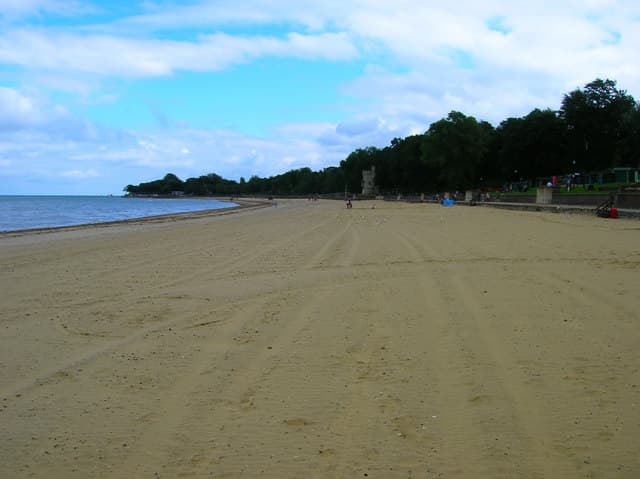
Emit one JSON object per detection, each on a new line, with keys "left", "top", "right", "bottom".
{"left": 1, "top": 1, "right": 639, "bottom": 195}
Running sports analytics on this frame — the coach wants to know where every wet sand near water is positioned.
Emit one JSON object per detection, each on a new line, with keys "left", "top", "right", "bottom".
{"left": 1, "top": 199, "right": 639, "bottom": 478}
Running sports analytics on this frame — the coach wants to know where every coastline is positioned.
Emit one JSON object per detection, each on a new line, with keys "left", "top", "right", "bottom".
{"left": 0, "top": 198, "right": 271, "bottom": 239}
{"left": 1, "top": 199, "right": 638, "bottom": 477}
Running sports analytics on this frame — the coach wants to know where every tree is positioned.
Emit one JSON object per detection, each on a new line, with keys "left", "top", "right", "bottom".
{"left": 124, "top": 173, "right": 184, "bottom": 195}
{"left": 318, "top": 167, "right": 344, "bottom": 194}
{"left": 619, "top": 104, "right": 640, "bottom": 168}
{"left": 495, "top": 109, "right": 567, "bottom": 181}
{"left": 422, "top": 111, "right": 493, "bottom": 190}
{"left": 560, "top": 78, "right": 637, "bottom": 171}
{"left": 387, "top": 135, "right": 432, "bottom": 193}
{"left": 184, "top": 177, "right": 209, "bottom": 195}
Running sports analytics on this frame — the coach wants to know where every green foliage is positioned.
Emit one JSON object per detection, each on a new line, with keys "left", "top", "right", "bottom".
{"left": 124, "top": 167, "right": 347, "bottom": 197}
{"left": 560, "top": 78, "right": 637, "bottom": 171}
{"left": 386, "top": 135, "right": 433, "bottom": 193}
{"left": 422, "top": 111, "right": 493, "bottom": 190}
{"left": 619, "top": 105, "right": 640, "bottom": 167}
{"left": 496, "top": 109, "right": 567, "bottom": 180}
{"left": 125, "top": 173, "right": 185, "bottom": 195}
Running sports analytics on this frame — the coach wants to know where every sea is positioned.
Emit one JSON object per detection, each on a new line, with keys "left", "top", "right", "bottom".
{"left": 0, "top": 196, "right": 237, "bottom": 232}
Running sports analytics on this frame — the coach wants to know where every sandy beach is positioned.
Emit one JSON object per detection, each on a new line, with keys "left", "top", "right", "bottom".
{"left": 1, "top": 199, "right": 639, "bottom": 478}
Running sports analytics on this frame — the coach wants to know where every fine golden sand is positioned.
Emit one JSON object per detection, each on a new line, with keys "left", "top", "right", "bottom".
{"left": 1, "top": 200, "right": 639, "bottom": 478}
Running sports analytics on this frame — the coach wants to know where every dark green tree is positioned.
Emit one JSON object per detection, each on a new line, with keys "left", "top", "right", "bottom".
{"left": 184, "top": 176, "right": 209, "bottom": 195}
{"left": 560, "top": 78, "right": 637, "bottom": 171}
{"left": 388, "top": 135, "right": 433, "bottom": 193}
{"left": 318, "top": 167, "right": 345, "bottom": 194}
{"left": 422, "top": 111, "right": 493, "bottom": 190}
{"left": 159, "top": 173, "right": 184, "bottom": 194}
{"left": 496, "top": 109, "right": 567, "bottom": 181}
{"left": 124, "top": 173, "right": 184, "bottom": 195}
{"left": 619, "top": 104, "right": 640, "bottom": 168}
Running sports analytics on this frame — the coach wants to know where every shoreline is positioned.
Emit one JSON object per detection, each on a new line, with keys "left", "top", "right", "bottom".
{"left": 0, "top": 198, "right": 271, "bottom": 239}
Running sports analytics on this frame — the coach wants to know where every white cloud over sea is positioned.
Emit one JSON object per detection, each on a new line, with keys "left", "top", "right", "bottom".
{"left": 1, "top": 0, "right": 639, "bottom": 194}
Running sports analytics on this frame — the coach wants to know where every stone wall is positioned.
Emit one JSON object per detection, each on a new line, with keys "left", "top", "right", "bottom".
{"left": 497, "top": 192, "right": 640, "bottom": 209}
{"left": 536, "top": 187, "right": 553, "bottom": 204}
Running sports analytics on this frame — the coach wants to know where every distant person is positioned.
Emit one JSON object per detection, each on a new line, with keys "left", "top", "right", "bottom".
{"left": 346, "top": 199, "right": 352, "bottom": 209}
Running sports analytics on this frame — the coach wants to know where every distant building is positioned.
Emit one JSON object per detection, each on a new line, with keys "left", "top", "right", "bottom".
{"left": 361, "top": 166, "right": 376, "bottom": 196}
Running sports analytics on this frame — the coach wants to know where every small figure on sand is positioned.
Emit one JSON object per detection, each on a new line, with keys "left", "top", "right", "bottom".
{"left": 346, "top": 199, "right": 352, "bottom": 209}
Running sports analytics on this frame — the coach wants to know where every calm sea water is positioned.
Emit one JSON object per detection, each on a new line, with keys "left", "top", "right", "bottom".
{"left": 0, "top": 196, "right": 237, "bottom": 232}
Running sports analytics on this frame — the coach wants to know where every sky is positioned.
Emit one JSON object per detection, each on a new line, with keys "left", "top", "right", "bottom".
{"left": 1, "top": 1, "right": 639, "bottom": 195}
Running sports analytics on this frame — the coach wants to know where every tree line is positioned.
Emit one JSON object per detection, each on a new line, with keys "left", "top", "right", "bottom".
{"left": 125, "top": 78, "right": 640, "bottom": 196}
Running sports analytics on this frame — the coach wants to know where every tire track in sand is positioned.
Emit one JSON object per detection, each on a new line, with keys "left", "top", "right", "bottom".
{"left": 104, "top": 277, "right": 338, "bottom": 477}
{"left": 0, "top": 205, "right": 336, "bottom": 401}
{"left": 396, "top": 229, "right": 567, "bottom": 477}
{"left": 305, "top": 216, "right": 355, "bottom": 270}
{"left": 0, "top": 298, "right": 237, "bottom": 401}
{"left": 439, "top": 265, "right": 571, "bottom": 478}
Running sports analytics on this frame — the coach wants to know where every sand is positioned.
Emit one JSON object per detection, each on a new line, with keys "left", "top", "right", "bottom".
{"left": 1, "top": 199, "right": 639, "bottom": 478}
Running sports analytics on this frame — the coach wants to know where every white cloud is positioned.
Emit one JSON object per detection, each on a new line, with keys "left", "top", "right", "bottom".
{"left": 3, "top": 1, "right": 638, "bottom": 86}
{"left": 318, "top": 1, "right": 640, "bottom": 128}
{"left": 2, "top": 2, "right": 638, "bottom": 116}
{"left": 61, "top": 168, "right": 100, "bottom": 178}
{"left": 0, "top": 29, "right": 358, "bottom": 77}
{"left": 0, "top": 86, "right": 76, "bottom": 130}
{"left": 91, "top": 1, "right": 640, "bottom": 123}
{"left": 0, "top": 87, "right": 39, "bottom": 127}
{"left": 117, "top": 0, "right": 350, "bottom": 31}
{"left": 0, "top": 114, "right": 366, "bottom": 193}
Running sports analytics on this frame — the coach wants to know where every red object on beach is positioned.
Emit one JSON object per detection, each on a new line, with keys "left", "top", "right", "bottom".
{"left": 609, "top": 207, "right": 618, "bottom": 219}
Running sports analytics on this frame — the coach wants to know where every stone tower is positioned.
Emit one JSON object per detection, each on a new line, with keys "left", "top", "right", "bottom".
{"left": 361, "top": 166, "right": 376, "bottom": 196}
